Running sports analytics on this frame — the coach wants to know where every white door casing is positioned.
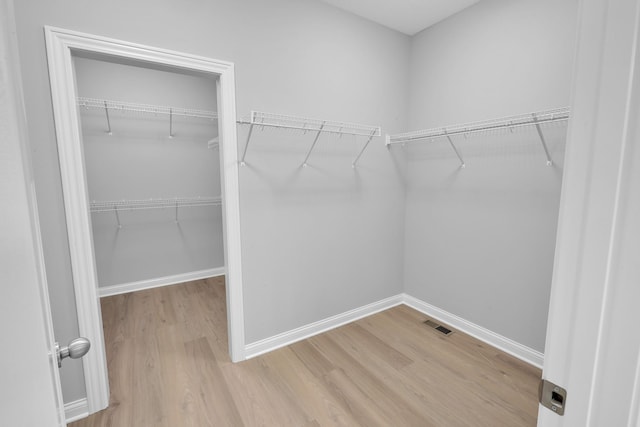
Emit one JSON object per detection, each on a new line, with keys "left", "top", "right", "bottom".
{"left": 539, "top": 0, "right": 640, "bottom": 425}
{"left": 44, "top": 27, "right": 246, "bottom": 414}
{"left": 0, "top": 0, "right": 65, "bottom": 425}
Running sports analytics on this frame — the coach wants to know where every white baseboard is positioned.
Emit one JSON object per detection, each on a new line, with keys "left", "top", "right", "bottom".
{"left": 244, "top": 294, "right": 404, "bottom": 359}
{"left": 402, "top": 294, "right": 544, "bottom": 369}
{"left": 98, "top": 267, "right": 225, "bottom": 297}
{"left": 244, "top": 293, "right": 543, "bottom": 368}
{"left": 65, "top": 398, "right": 89, "bottom": 423}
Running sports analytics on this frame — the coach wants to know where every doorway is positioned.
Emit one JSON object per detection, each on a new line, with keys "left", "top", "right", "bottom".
{"left": 44, "top": 26, "right": 245, "bottom": 414}
{"left": 73, "top": 53, "right": 225, "bottom": 295}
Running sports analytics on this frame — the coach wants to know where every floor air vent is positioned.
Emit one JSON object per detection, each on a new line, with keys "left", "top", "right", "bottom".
{"left": 423, "top": 319, "right": 454, "bottom": 336}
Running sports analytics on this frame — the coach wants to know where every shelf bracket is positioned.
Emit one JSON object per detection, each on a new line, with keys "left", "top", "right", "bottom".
{"left": 445, "top": 133, "right": 465, "bottom": 168}
{"left": 103, "top": 101, "right": 112, "bottom": 135}
{"left": 169, "top": 108, "right": 174, "bottom": 138}
{"left": 533, "top": 114, "right": 553, "bottom": 166}
{"left": 113, "top": 205, "right": 121, "bottom": 228}
{"left": 302, "top": 121, "right": 326, "bottom": 167}
{"left": 352, "top": 129, "right": 378, "bottom": 168}
{"left": 240, "top": 123, "right": 255, "bottom": 166}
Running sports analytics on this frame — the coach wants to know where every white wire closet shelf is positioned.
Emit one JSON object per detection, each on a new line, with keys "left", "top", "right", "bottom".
{"left": 90, "top": 196, "right": 222, "bottom": 227}
{"left": 386, "top": 107, "right": 570, "bottom": 167}
{"left": 238, "top": 111, "right": 382, "bottom": 167}
{"left": 77, "top": 97, "right": 218, "bottom": 138}
{"left": 90, "top": 196, "right": 222, "bottom": 212}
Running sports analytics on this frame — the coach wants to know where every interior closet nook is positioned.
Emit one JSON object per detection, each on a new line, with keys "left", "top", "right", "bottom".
{"left": 74, "top": 55, "right": 225, "bottom": 295}
{"left": 12, "top": 0, "right": 591, "bottom": 424}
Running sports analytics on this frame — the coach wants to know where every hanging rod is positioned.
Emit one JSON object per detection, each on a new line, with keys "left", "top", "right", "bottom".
{"left": 90, "top": 196, "right": 222, "bottom": 213}
{"left": 77, "top": 97, "right": 218, "bottom": 120}
{"left": 237, "top": 110, "right": 381, "bottom": 166}
{"left": 386, "top": 107, "right": 570, "bottom": 166}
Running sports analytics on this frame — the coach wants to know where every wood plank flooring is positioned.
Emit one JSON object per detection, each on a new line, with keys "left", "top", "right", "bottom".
{"left": 70, "top": 277, "right": 541, "bottom": 426}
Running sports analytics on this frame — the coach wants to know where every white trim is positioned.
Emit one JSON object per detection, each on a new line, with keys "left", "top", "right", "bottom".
{"left": 44, "top": 26, "right": 245, "bottom": 415}
{"left": 45, "top": 27, "right": 110, "bottom": 413}
{"left": 244, "top": 295, "right": 404, "bottom": 359}
{"left": 244, "top": 294, "right": 543, "bottom": 369}
{"left": 98, "top": 267, "right": 225, "bottom": 297}
{"left": 64, "top": 398, "right": 89, "bottom": 424}
{"left": 629, "top": 353, "right": 640, "bottom": 427}
{"left": 402, "top": 294, "right": 544, "bottom": 369}
{"left": 216, "top": 65, "right": 246, "bottom": 363}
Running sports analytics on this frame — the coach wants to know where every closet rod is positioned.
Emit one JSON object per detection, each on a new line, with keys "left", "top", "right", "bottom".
{"left": 386, "top": 107, "right": 570, "bottom": 145}
{"left": 77, "top": 97, "right": 218, "bottom": 120}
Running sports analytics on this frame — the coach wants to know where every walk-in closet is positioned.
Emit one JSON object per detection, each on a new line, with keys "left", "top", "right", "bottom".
{"left": 14, "top": 0, "right": 637, "bottom": 425}
{"left": 73, "top": 55, "right": 225, "bottom": 295}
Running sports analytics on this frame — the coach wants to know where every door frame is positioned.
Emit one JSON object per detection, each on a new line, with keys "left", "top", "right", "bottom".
{"left": 44, "top": 26, "right": 246, "bottom": 414}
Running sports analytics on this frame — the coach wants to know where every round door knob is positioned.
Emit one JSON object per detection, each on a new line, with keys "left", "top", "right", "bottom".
{"left": 67, "top": 337, "right": 91, "bottom": 359}
{"left": 56, "top": 337, "right": 91, "bottom": 367}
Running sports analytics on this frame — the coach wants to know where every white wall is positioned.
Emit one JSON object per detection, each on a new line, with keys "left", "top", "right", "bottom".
{"left": 74, "top": 57, "right": 224, "bottom": 287}
{"left": 403, "top": 0, "right": 579, "bottom": 352}
{"left": 14, "top": 0, "right": 410, "bottom": 403}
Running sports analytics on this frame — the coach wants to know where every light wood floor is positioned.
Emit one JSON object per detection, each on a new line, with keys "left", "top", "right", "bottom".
{"left": 70, "top": 277, "right": 541, "bottom": 426}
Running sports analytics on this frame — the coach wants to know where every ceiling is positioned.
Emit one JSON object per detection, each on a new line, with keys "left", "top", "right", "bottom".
{"left": 319, "top": 0, "right": 481, "bottom": 36}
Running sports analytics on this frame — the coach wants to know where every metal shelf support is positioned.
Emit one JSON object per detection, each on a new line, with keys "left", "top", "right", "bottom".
{"left": 445, "top": 133, "right": 466, "bottom": 168}
{"left": 352, "top": 129, "right": 378, "bottom": 168}
{"left": 240, "top": 123, "right": 255, "bottom": 166}
{"left": 114, "top": 205, "right": 121, "bottom": 228}
{"left": 169, "top": 108, "right": 174, "bottom": 138}
{"left": 103, "top": 101, "right": 112, "bottom": 135}
{"left": 303, "top": 122, "right": 326, "bottom": 167}
{"left": 533, "top": 113, "right": 553, "bottom": 166}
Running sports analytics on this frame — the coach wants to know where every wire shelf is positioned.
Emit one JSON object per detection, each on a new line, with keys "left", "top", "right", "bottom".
{"left": 238, "top": 110, "right": 381, "bottom": 166}
{"left": 387, "top": 107, "right": 570, "bottom": 167}
{"left": 77, "top": 97, "right": 218, "bottom": 120}
{"left": 90, "top": 196, "right": 222, "bottom": 213}
{"left": 239, "top": 111, "right": 381, "bottom": 137}
{"left": 387, "top": 107, "right": 570, "bottom": 145}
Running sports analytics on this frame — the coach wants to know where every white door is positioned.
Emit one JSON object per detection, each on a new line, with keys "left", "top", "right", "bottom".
{"left": 0, "top": 1, "right": 65, "bottom": 425}
{"left": 539, "top": 0, "right": 640, "bottom": 425}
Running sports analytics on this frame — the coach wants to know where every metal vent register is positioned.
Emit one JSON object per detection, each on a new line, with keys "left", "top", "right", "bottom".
{"left": 423, "top": 319, "right": 454, "bottom": 336}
